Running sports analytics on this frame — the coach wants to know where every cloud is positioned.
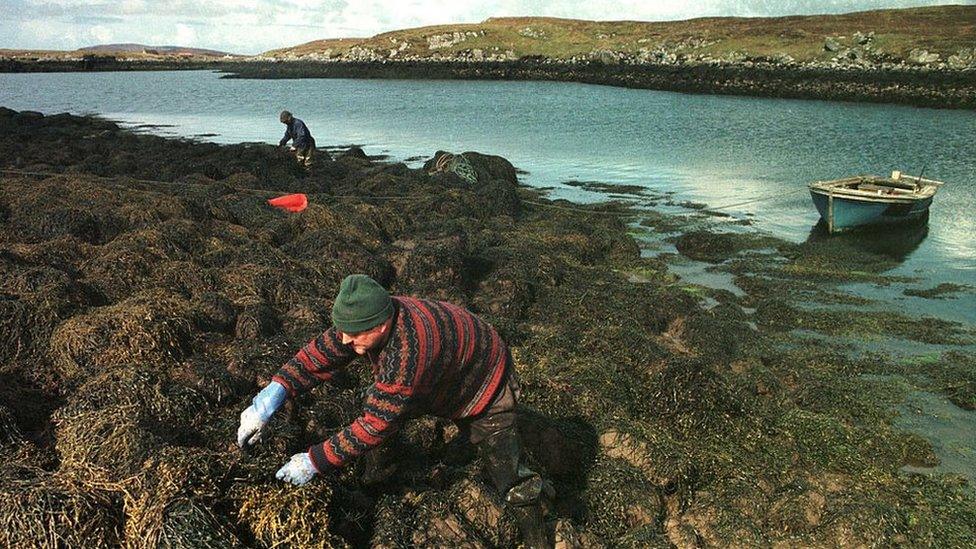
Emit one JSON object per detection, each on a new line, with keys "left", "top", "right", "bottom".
{"left": 0, "top": 0, "right": 965, "bottom": 54}
{"left": 174, "top": 23, "right": 196, "bottom": 46}
{"left": 89, "top": 24, "right": 115, "bottom": 44}
{"left": 72, "top": 15, "right": 126, "bottom": 25}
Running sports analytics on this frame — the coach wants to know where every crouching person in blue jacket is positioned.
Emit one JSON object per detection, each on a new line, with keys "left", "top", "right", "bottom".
{"left": 278, "top": 110, "right": 316, "bottom": 169}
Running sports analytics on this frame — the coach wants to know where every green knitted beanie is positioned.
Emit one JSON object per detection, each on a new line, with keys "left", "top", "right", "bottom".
{"left": 331, "top": 274, "right": 393, "bottom": 333}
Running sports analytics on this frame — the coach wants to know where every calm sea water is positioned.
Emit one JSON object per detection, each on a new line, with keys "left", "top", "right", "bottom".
{"left": 1, "top": 70, "right": 974, "bottom": 313}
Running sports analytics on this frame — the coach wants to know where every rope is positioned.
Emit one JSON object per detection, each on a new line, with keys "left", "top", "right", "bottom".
{"left": 702, "top": 187, "right": 808, "bottom": 212}
{"left": 0, "top": 167, "right": 807, "bottom": 218}
{"left": 521, "top": 198, "right": 641, "bottom": 217}
{"left": 0, "top": 168, "right": 427, "bottom": 202}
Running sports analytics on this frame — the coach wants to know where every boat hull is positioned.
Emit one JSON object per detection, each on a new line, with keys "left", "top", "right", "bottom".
{"left": 810, "top": 190, "right": 932, "bottom": 232}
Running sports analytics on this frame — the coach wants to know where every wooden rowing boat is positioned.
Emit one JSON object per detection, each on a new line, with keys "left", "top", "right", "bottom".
{"left": 808, "top": 171, "right": 942, "bottom": 233}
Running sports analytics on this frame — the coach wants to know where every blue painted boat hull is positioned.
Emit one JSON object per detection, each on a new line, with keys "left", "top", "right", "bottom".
{"left": 810, "top": 190, "right": 932, "bottom": 231}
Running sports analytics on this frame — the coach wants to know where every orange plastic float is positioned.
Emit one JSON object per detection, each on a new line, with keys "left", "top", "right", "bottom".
{"left": 267, "top": 193, "right": 308, "bottom": 213}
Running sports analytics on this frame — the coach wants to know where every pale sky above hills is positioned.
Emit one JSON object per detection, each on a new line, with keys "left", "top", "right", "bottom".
{"left": 1, "top": 0, "right": 969, "bottom": 55}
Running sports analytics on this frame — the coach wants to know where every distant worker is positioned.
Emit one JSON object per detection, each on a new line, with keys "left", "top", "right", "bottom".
{"left": 278, "top": 110, "right": 315, "bottom": 169}
{"left": 237, "top": 274, "right": 552, "bottom": 548}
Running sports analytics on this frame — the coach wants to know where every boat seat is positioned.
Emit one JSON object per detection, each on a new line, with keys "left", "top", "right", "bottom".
{"left": 857, "top": 183, "right": 914, "bottom": 195}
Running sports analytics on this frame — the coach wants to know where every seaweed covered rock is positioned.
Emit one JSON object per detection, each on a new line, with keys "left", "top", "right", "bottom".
{"left": 79, "top": 229, "right": 193, "bottom": 302}
{"left": 50, "top": 366, "right": 208, "bottom": 483}
{"left": 423, "top": 150, "right": 521, "bottom": 217}
{"left": 231, "top": 481, "right": 347, "bottom": 549}
{"left": 124, "top": 448, "right": 242, "bottom": 548}
{"left": 235, "top": 302, "right": 281, "bottom": 339}
{"left": 390, "top": 235, "right": 469, "bottom": 302}
{"left": 0, "top": 461, "right": 122, "bottom": 548}
{"left": 50, "top": 290, "right": 195, "bottom": 383}
{"left": 191, "top": 291, "right": 238, "bottom": 334}
{"left": 0, "top": 285, "right": 74, "bottom": 367}
{"left": 53, "top": 403, "right": 160, "bottom": 479}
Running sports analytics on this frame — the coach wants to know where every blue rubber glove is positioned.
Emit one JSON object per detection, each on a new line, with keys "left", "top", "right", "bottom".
{"left": 236, "top": 382, "right": 287, "bottom": 448}
{"left": 276, "top": 452, "right": 318, "bottom": 485}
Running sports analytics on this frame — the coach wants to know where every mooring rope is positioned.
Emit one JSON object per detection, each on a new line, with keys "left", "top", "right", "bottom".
{"left": 521, "top": 198, "right": 640, "bottom": 217}
{"left": 703, "top": 187, "right": 808, "bottom": 212}
{"left": 0, "top": 167, "right": 807, "bottom": 218}
{"left": 0, "top": 168, "right": 429, "bottom": 202}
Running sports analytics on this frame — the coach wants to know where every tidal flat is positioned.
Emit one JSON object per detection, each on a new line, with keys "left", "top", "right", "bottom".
{"left": 1, "top": 108, "right": 974, "bottom": 547}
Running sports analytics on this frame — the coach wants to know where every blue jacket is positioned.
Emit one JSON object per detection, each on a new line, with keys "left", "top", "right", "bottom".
{"left": 279, "top": 118, "right": 314, "bottom": 149}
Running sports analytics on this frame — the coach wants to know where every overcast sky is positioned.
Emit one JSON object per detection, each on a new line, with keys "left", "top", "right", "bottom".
{"left": 1, "top": 1, "right": 969, "bottom": 55}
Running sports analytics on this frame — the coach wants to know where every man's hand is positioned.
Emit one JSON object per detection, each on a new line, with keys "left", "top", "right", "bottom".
{"left": 236, "top": 406, "right": 267, "bottom": 448}
{"left": 276, "top": 452, "right": 318, "bottom": 485}
{"left": 236, "top": 382, "right": 287, "bottom": 448}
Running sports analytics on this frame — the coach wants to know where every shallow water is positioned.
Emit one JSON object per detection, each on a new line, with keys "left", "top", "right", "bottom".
{"left": 1, "top": 70, "right": 973, "bottom": 309}
{"left": 897, "top": 389, "right": 976, "bottom": 488}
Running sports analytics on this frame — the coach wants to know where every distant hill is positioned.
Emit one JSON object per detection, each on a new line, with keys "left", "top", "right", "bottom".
{"left": 78, "top": 44, "right": 236, "bottom": 57}
{"left": 262, "top": 5, "right": 976, "bottom": 67}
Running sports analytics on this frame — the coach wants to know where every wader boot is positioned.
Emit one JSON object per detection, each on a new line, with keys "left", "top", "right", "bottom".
{"left": 296, "top": 145, "right": 314, "bottom": 170}
{"left": 479, "top": 427, "right": 552, "bottom": 549}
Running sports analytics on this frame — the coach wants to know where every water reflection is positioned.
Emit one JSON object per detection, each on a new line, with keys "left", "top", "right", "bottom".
{"left": 805, "top": 213, "right": 930, "bottom": 264}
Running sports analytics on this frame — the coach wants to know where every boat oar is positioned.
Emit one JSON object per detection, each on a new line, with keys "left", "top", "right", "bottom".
{"left": 267, "top": 193, "right": 308, "bottom": 213}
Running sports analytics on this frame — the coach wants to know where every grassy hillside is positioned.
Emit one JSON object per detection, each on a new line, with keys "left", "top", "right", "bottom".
{"left": 0, "top": 45, "right": 236, "bottom": 60}
{"left": 78, "top": 44, "right": 235, "bottom": 57}
{"left": 265, "top": 5, "right": 976, "bottom": 64}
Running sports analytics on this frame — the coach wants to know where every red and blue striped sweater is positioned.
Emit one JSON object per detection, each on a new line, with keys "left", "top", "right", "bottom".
{"left": 272, "top": 296, "right": 510, "bottom": 471}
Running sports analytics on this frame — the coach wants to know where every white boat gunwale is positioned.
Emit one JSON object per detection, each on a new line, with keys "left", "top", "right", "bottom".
{"left": 808, "top": 174, "right": 941, "bottom": 204}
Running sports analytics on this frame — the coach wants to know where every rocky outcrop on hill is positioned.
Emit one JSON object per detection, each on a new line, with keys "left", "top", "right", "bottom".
{"left": 259, "top": 38, "right": 976, "bottom": 72}
{"left": 213, "top": 17, "right": 976, "bottom": 110}
{"left": 221, "top": 58, "right": 976, "bottom": 110}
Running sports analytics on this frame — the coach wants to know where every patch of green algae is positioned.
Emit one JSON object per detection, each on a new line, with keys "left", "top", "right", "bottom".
{"left": 604, "top": 211, "right": 976, "bottom": 545}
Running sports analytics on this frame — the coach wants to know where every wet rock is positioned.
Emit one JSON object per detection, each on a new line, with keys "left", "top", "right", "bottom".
{"left": 454, "top": 479, "right": 507, "bottom": 542}
{"left": 341, "top": 146, "right": 368, "bottom": 159}
{"left": 13, "top": 110, "right": 44, "bottom": 123}
{"left": 554, "top": 519, "right": 584, "bottom": 549}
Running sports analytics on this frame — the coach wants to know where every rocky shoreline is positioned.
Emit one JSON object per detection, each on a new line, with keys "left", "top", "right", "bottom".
{"left": 3, "top": 57, "right": 975, "bottom": 109}
{"left": 0, "top": 57, "right": 223, "bottom": 73}
{"left": 221, "top": 59, "right": 976, "bottom": 110}
{"left": 1, "top": 108, "right": 974, "bottom": 546}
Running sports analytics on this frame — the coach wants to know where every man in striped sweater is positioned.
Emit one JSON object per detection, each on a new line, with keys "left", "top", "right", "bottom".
{"left": 237, "top": 274, "right": 550, "bottom": 547}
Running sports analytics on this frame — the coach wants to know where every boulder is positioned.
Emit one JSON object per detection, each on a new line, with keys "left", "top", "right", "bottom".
{"left": 948, "top": 48, "right": 976, "bottom": 69}
{"left": 853, "top": 31, "right": 874, "bottom": 45}
{"left": 908, "top": 48, "right": 940, "bottom": 65}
